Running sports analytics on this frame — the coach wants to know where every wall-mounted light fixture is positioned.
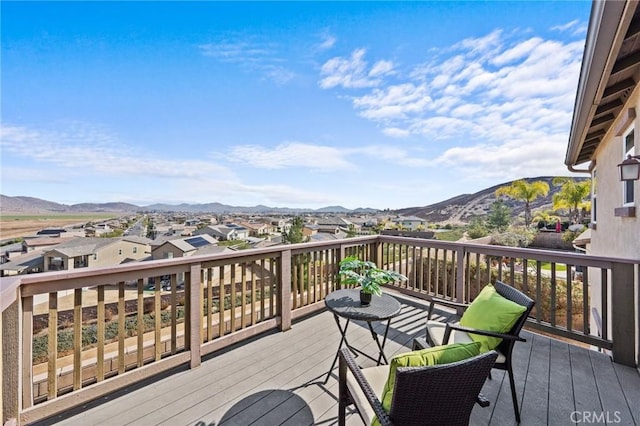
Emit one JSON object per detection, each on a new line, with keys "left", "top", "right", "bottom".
{"left": 618, "top": 155, "right": 640, "bottom": 181}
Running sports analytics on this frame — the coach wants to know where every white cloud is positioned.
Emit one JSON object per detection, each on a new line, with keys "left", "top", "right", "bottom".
{"left": 353, "top": 83, "right": 431, "bottom": 120}
{"left": 455, "top": 29, "right": 503, "bottom": 57}
{"left": 369, "top": 60, "right": 394, "bottom": 77}
{"left": 383, "top": 127, "right": 410, "bottom": 138}
{"left": 199, "top": 40, "right": 277, "bottom": 62}
{"left": 320, "top": 25, "right": 584, "bottom": 188}
{"left": 434, "top": 135, "right": 569, "bottom": 181}
{"left": 228, "top": 142, "right": 355, "bottom": 171}
{"left": 551, "top": 19, "right": 586, "bottom": 36}
{"left": 318, "top": 33, "right": 337, "bottom": 50}
{"left": 198, "top": 38, "right": 295, "bottom": 84}
{"left": 319, "top": 48, "right": 391, "bottom": 89}
{"left": 0, "top": 124, "right": 235, "bottom": 180}
{"left": 491, "top": 37, "right": 543, "bottom": 66}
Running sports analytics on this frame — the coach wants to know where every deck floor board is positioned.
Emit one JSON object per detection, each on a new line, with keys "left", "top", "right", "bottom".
{"left": 38, "top": 291, "right": 639, "bottom": 426}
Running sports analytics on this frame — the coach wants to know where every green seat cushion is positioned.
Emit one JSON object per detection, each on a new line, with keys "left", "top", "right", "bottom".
{"left": 374, "top": 342, "right": 481, "bottom": 425}
{"left": 459, "top": 283, "right": 527, "bottom": 352}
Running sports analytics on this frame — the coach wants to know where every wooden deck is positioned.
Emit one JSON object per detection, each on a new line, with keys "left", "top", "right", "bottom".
{"left": 34, "top": 291, "right": 640, "bottom": 426}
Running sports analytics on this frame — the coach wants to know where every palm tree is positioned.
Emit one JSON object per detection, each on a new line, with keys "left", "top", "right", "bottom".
{"left": 551, "top": 177, "right": 591, "bottom": 224}
{"left": 495, "top": 179, "right": 550, "bottom": 228}
{"left": 532, "top": 209, "right": 560, "bottom": 228}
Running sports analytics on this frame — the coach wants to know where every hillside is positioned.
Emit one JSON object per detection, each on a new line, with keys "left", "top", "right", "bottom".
{"left": 396, "top": 176, "right": 589, "bottom": 224}
{"left": 1, "top": 176, "right": 588, "bottom": 219}
{"left": 0, "top": 195, "right": 139, "bottom": 214}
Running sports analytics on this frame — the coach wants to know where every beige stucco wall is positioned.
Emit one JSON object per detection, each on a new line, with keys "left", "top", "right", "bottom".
{"left": 586, "top": 86, "right": 640, "bottom": 353}
{"left": 89, "top": 240, "right": 150, "bottom": 268}
{"left": 152, "top": 244, "right": 190, "bottom": 260}
{"left": 590, "top": 87, "right": 640, "bottom": 260}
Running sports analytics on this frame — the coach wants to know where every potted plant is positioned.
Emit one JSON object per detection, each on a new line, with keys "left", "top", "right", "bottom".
{"left": 338, "top": 256, "right": 408, "bottom": 305}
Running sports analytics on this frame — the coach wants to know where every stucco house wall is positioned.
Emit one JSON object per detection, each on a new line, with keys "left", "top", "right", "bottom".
{"left": 151, "top": 243, "right": 193, "bottom": 260}
{"left": 89, "top": 240, "right": 150, "bottom": 267}
{"left": 590, "top": 91, "right": 640, "bottom": 259}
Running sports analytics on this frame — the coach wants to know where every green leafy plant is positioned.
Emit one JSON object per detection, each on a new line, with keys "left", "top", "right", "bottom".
{"left": 338, "top": 256, "right": 407, "bottom": 296}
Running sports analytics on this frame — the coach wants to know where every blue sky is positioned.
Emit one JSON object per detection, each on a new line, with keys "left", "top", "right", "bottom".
{"left": 1, "top": 1, "right": 591, "bottom": 210}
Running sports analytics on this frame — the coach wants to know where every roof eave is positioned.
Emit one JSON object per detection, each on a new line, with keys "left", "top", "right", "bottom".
{"left": 565, "top": 0, "right": 627, "bottom": 167}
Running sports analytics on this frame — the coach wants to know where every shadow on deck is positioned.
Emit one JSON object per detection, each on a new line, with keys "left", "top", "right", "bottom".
{"left": 34, "top": 291, "right": 640, "bottom": 426}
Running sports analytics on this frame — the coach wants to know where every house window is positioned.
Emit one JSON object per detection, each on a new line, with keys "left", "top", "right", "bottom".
{"left": 623, "top": 129, "right": 635, "bottom": 205}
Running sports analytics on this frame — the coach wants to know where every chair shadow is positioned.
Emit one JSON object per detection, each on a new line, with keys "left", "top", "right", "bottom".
{"left": 208, "top": 389, "right": 314, "bottom": 425}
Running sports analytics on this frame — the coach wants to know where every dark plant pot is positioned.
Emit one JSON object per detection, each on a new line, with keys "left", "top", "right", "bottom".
{"left": 360, "top": 290, "right": 372, "bottom": 306}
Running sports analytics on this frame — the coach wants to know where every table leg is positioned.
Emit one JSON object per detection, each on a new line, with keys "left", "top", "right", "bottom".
{"left": 368, "top": 319, "right": 392, "bottom": 365}
{"left": 324, "top": 314, "right": 351, "bottom": 384}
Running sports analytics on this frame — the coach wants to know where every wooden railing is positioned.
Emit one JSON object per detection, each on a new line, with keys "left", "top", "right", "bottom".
{"left": 1, "top": 236, "right": 638, "bottom": 425}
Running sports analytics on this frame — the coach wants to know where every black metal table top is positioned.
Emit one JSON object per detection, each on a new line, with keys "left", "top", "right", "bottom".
{"left": 324, "top": 289, "right": 401, "bottom": 322}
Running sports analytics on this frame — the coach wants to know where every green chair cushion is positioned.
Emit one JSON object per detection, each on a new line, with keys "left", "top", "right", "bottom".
{"left": 459, "top": 283, "right": 527, "bottom": 352}
{"left": 374, "top": 342, "right": 481, "bottom": 425}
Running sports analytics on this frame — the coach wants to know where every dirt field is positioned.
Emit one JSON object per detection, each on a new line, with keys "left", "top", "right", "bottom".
{"left": 0, "top": 218, "right": 85, "bottom": 240}
{"left": 0, "top": 214, "right": 121, "bottom": 240}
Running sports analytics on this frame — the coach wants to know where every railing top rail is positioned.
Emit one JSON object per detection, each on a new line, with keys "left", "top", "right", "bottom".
{"left": 377, "top": 235, "right": 640, "bottom": 266}
{"left": 2, "top": 234, "right": 638, "bottom": 312}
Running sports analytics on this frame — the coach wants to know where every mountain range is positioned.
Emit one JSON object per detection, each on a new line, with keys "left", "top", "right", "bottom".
{"left": 0, "top": 176, "right": 588, "bottom": 223}
{"left": 0, "top": 195, "right": 378, "bottom": 215}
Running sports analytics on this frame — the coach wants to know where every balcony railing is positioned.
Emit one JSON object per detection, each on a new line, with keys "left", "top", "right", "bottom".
{"left": 1, "top": 235, "right": 638, "bottom": 425}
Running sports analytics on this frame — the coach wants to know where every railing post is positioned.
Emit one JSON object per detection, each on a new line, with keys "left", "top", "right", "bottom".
{"left": 189, "top": 263, "right": 202, "bottom": 369}
{"left": 455, "top": 246, "right": 465, "bottom": 306}
{"left": 611, "top": 262, "right": 636, "bottom": 367}
{"left": 2, "top": 297, "right": 20, "bottom": 424}
{"left": 374, "top": 240, "right": 383, "bottom": 267}
{"left": 280, "top": 250, "right": 292, "bottom": 331}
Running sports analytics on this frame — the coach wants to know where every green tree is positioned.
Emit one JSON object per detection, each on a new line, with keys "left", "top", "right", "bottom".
{"left": 486, "top": 199, "right": 511, "bottom": 232}
{"left": 346, "top": 224, "right": 358, "bottom": 238}
{"left": 532, "top": 209, "right": 560, "bottom": 228}
{"left": 551, "top": 177, "right": 591, "bottom": 224}
{"left": 282, "top": 216, "right": 306, "bottom": 244}
{"left": 466, "top": 217, "right": 489, "bottom": 239}
{"left": 495, "top": 179, "right": 550, "bottom": 227}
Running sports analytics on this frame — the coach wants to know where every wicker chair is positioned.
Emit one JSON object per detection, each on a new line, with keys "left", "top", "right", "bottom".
{"left": 414, "top": 280, "right": 535, "bottom": 423}
{"left": 338, "top": 347, "right": 498, "bottom": 426}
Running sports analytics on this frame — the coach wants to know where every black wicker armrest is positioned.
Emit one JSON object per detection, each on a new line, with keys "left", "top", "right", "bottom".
{"left": 427, "top": 297, "right": 470, "bottom": 319}
{"left": 339, "top": 347, "right": 392, "bottom": 426}
{"left": 443, "top": 323, "right": 526, "bottom": 343}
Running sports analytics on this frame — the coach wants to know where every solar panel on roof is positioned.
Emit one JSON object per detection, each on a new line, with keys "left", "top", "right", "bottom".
{"left": 185, "top": 236, "right": 210, "bottom": 248}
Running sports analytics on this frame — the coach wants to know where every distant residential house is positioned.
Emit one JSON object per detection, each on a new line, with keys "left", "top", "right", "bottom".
{"left": 36, "top": 228, "right": 67, "bottom": 237}
{"left": 267, "top": 218, "right": 287, "bottom": 232}
{"left": 303, "top": 224, "right": 348, "bottom": 241}
{"left": 238, "top": 221, "right": 269, "bottom": 237}
{"left": 151, "top": 234, "right": 222, "bottom": 259}
{"left": 308, "top": 229, "right": 348, "bottom": 242}
{"left": 0, "top": 251, "right": 44, "bottom": 276}
{"left": 302, "top": 225, "right": 317, "bottom": 238}
{"left": 391, "top": 216, "right": 426, "bottom": 231}
{"left": 42, "top": 237, "right": 151, "bottom": 271}
{"left": 23, "top": 236, "right": 75, "bottom": 253}
{"left": 316, "top": 217, "right": 354, "bottom": 228}
{"left": 155, "top": 224, "right": 173, "bottom": 236}
{"left": 193, "top": 224, "right": 247, "bottom": 241}
{"left": 169, "top": 224, "right": 197, "bottom": 236}
{"left": 1, "top": 242, "right": 23, "bottom": 264}
{"left": 225, "top": 223, "right": 249, "bottom": 240}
